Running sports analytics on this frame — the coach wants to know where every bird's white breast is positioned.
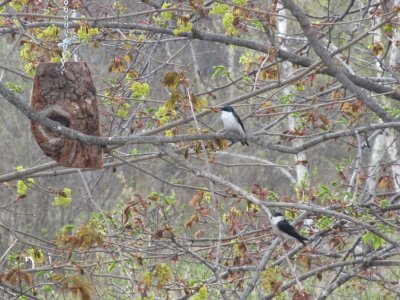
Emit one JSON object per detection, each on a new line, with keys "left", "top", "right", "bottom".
{"left": 271, "top": 216, "right": 283, "bottom": 235}
{"left": 221, "top": 111, "right": 245, "bottom": 134}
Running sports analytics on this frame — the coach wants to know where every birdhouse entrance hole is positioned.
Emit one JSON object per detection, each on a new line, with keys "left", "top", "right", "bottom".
{"left": 30, "top": 62, "right": 103, "bottom": 168}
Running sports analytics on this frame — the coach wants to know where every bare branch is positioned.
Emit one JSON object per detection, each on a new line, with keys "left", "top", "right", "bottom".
{"left": 281, "top": 0, "right": 395, "bottom": 123}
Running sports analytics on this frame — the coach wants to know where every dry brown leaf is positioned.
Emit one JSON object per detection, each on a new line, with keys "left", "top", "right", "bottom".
{"left": 189, "top": 190, "right": 203, "bottom": 207}
{"left": 185, "top": 214, "right": 199, "bottom": 229}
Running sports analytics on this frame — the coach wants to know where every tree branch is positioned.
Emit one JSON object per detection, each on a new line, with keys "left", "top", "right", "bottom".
{"left": 1, "top": 17, "right": 400, "bottom": 102}
{"left": 281, "top": 0, "right": 395, "bottom": 123}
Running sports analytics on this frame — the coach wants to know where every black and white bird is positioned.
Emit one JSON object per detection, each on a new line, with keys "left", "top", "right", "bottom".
{"left": 271, "top": 212, "right": 308, "bottom": 245}
{"left": 220, "top": 105, "right": 249, "bottom": 146}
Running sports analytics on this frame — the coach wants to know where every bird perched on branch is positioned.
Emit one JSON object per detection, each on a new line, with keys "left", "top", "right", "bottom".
{"left": 271, "top": 212, "right": 308, "bottom": 245}
{"left": 220, "top": 105, "right": 249, "bottom": 146}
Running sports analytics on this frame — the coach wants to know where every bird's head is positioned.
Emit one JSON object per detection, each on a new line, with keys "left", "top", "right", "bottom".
{"left": 221, "top": 105, "right": 234, "bottom": 113}
{"left": 272, "top": 212, "right": 284, "bottom": 218}
{"left": 271, "top": 212, "right": 285, "bottom": 224}
{"left": 270, "top": 212, "right": 285, "bottom": 224}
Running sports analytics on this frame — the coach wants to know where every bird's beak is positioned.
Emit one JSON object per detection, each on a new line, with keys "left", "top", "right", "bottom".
{"left": 211, "top": 107, "right": 221, "bottom": 113}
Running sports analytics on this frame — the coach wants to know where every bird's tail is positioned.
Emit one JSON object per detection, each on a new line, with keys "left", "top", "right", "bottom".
{"left": 300, "top": 237, "right": 308, "bottom": 245}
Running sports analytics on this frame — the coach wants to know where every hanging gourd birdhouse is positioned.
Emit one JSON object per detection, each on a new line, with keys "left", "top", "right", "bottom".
{"left": 30, "top": 62, "right": 103, "bottom": 168}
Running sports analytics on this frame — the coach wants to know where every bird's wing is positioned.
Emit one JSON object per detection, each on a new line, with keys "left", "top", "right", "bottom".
{"left": 278, "top": 220, "right": 307, "bottom": 241}
{"left": 232, "top": 111, "right": 246, "bottom": 133}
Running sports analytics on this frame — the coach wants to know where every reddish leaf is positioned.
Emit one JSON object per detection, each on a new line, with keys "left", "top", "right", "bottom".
{"left": 297, "top": 254, "right": 312, "bottom": 270}
{"left": 154, "top": 230, "right": 164, "bottom": 239}
{"left": 148, "top": 195, "right": 159, "bottom": 201}
{"left": 295, "top": 160, "right": 308, "bottom": 166}
{"left": 271, "top": 281, "right": 283, "bottom": 294}
{"left": 318, "top": 114, "right": 330, "bottom": 126}
{"left": 197, "top": 206, "right": 209, "bottom": 217}
{"left": 310, "top": 187, "right": 317, "bottom": 201}
{"left": 378, "top": 175, "right": 393, "bottom": 190}
{"left": 316, "top": 272, "right": 322, "bottom": 281}
{"left": 189, "top": 191, "right": 203, "bottom": 207}
{"left": 194, "top": 230, "right": 203, "bottom": 239}
{"left": 292, "top": 290, "right": 311, "bottom": 300}
{"left": 75, "top": 264, "right": 84, "bottom": 275}
{"left": 185, "top": 214, "right": 199, "bottom": 229}
{"left": 162, "top": 71, "right": 180, "bottom": 89}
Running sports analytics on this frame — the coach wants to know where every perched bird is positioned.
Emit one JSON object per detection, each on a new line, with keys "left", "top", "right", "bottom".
{"left": 271, "top": 212, "right": 308, "bottom": 245}
{"left": 220, "top": 105, "right": 249, "bottom": 146}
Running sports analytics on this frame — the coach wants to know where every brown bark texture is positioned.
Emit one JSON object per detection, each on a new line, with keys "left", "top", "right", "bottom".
{"left": 30, "top": 62, "right": 103, "bottom": 168}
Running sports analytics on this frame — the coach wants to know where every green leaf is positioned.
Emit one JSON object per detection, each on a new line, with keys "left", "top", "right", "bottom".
{"left": 77, "top": 26, "right": 100, "bottom": 43}
{"left": 383, "top": 24, "right": 393, "bottom": 35}
{"left": 16, "top": 178, "right": 35, "bottom": 196}
{"left": 148, "top": 191, "right": 159, "bottom": 201}
{"left": 379, "top": 199, "right": 390, "bottom": 208}
{"left": 163, "top": 191, "right": 176, "bottom": 206}
{"left": 279, "top": 93, "right": 294, "bottom": 104}
{"left": 155, "top": 263, "right": 172, "bottom": 289}
{"left": 362, "top": 232, "right": 384, "bottom": 250}
{"left": 316, "top": 216, "right": 333, "bottom": 230}
{"left": 129, "top": 148, "right": 138, "bottom": 155}
{"left": 361, "top": 213, "right": 374, "bottom": 223}
{"left": 377, "top": 223, "right": 394, "bottom": 235}
{"left": 16, "top": 165, "right": 25, "bottom": 172}
{"left": 35, "top": 270, "right": 48, "bottom": 277}
{"left": 209, "top": 3, "right": 230, "bottom": 15}
{"left": 284, "top": 210, "right": 296, "bottom": 220}
{"left": 52, "top": 188, "right": 72, "bottom": 207}
{"left": 222, "top": 12, "right": 236, "bottom": 35}
{"left": 192, "top": 286, "right": 208, "bottom": 300}
{"left": 35, "top": 25, "right": 59, "bottom": 42}
{"left": 27, "top": 248, "right": 44, "bottom": 265}
{"left": 261, "top": 266, "right": 283, "bottom": 291}
{"left": 107, "top": 261, "right": 117, "bottom": 272}
{"left": 233, "top": 0, "right": 247, "bottom": 5}
{"left": 239, "top": 51, "right": 253, "bottom": 65}
{"left": 267, "top": 191, "right": 279, "bottom": 201}
{"left": 5, "top": 81, "right": 24, "bottom": 93}
{"left": 162, "top": 71, "right": 180, "bottom": 89}
{"left": 160, "top": 2, "right": 173, "bottom": 21}
{"left": 173, "top": 16, "right": 193, "bottom": 35}
{"left": 129, "top": 82, "right": 150, "bottom": 98}
{"left": 212, "top": 65, "right": 229, "bottom": 78}
{"left": 317, "top": 185, "right": 330, "bottom": 203}
{"left": 42, "top": 285, "right": 52, "bottom": 293}
{"left": 62, "top": 224, "right": 75, "bottom": 233}
{"left": 116, "top": 103, "right": 130, "bottom": 119}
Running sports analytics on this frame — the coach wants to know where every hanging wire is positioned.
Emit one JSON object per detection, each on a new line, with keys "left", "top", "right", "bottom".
{"left": 59, "top": 0, "right": 70, "bottom": 74}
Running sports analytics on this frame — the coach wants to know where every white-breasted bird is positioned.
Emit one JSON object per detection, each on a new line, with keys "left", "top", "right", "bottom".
{"left": 271, "top": 212, "right": 308, "bottom": 245}
{"left": 220, "top": 105, "right": 249, "bottom": 146}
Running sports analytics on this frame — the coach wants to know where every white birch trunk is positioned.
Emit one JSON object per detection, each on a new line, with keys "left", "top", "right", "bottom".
{"left": 367, "top": 133, "right": 386, "bottom": 195}
{"left": 277, "top": 3, "right": 308, "bottom": 192}
{"left": 366, "top": 6, "right": 386, "bottom": 196}
{"left": 367, "top": 1, "right": 400, "bottom": 195}
{"left": 386, "top": 0, "right": 400, "bottom": 192}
